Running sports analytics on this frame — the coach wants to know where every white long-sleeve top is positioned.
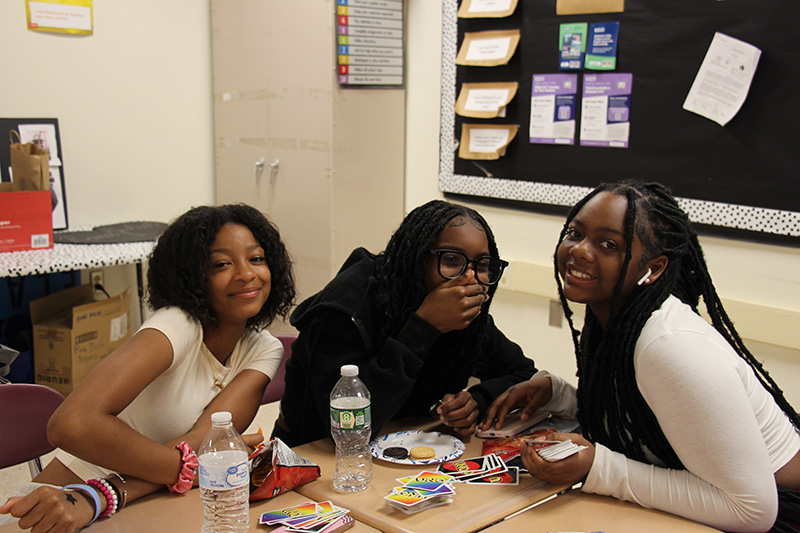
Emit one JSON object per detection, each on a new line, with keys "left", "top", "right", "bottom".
{"left": 541, "top": 295, "right": 800, "bottom": 533}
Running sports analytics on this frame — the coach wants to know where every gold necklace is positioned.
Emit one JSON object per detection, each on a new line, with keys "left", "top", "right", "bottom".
{"left": 202, "top": 344, "right": 226, "bottom": 391}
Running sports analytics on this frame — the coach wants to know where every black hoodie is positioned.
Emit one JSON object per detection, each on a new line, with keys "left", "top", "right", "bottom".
{"left": 275, "top": 248, "right": 536, "bottom": 447}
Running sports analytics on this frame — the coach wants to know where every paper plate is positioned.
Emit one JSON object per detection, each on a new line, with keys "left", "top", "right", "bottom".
{"left": 370, "top": 430, "right": 465, "bottom": 465}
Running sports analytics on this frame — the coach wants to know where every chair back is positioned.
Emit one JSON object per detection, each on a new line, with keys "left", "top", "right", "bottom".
{"left": 0, "top": 383, "right": 64, "bottom": 474}
{"left": 261, "top": 333, "right": 296, "bottom": 404}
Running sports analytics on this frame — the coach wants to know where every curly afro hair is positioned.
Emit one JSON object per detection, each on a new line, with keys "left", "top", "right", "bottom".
{"left": 146, "top": 204, "right": 295, "bottom": 330}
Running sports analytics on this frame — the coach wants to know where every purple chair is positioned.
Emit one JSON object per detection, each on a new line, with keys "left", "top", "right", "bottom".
{"left": 0, "top": 383, "right": 64, "bottom": 477}
{"left": 261, "top": 334, "right": 296, "bottom": 404}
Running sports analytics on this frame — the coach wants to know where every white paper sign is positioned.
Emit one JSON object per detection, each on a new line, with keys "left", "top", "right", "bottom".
{"left": 683, "top": 32, "right": 761, "bottom": 126}
{"left": 469, "top": 128, "right": 511, "bottom": 153}
{"left": 466, "top": 37, "right": 512, "bottom": 61}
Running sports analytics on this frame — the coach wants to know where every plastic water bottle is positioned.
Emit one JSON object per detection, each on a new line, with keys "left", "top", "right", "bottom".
{"left": 330, "top": 364, "right": 372, "bottom": 493}
{"left": 198, "top": 411, "right": 250, "bottom": 533}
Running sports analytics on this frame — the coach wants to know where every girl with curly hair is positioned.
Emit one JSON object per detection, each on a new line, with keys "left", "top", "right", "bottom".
{"left": 274, "top": 199, "right": 537, "bottom": 447}
{"left": 1, "top": 204, "right": 295, "bottom": 531}
{"left": 482, "top": 182, "right": 800, "bottom": 532}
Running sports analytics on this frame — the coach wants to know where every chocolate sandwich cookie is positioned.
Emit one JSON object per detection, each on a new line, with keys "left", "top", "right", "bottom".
{"left": 383, "top": 446, "right": 409, "bottom": 460}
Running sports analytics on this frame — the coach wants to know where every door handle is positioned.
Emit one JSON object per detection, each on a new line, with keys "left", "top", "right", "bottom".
{"left": 268, "top": 159, "right": 280, "bottom": 185}
{"left": 254, "top": 158, "right": 265, "bottom": 184}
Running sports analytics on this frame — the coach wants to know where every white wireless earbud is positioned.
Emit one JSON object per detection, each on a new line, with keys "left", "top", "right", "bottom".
{"left": 637, "top": 268, "right": 652, "bottom": 286}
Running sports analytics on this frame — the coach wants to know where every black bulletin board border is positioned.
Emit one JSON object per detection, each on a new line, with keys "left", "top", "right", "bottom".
{"left": 438, "top": 0, "right": 800, "bottom": 245}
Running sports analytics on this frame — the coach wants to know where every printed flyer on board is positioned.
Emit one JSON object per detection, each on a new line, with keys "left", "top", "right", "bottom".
{"left": 580, "top": 72, "right": 632, "bottom": 148}
{"left": 529, "top": 73, "right": 578, "bottom": 145}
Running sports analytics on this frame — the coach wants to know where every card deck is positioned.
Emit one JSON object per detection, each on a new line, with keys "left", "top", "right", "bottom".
{"left": 531, "top": 439, "right": 587, "bottom": 461}
{"left": 271, "top": 515, "right": 355, "bottom": 533}
{"left": 384, "top": 470, "right": 457, "bottom": 514}
{"left": 260, "top": 500, "right": 350, "bottom": 532}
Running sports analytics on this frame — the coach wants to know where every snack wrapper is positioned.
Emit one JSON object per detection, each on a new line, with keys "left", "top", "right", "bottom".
{"left": 249, "top": 437, "right": 321, "bottom": 501}
{"left": 480, "top": 428, "right": 558, "bottom": 462}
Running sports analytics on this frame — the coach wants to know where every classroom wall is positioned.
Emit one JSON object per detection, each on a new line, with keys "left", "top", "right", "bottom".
{"left": 0, "top": 2, "right": 215, "bottom": 228}
{"left": 404, "top": 0, "right": 800, "bottom": 406}
{"left": 1, "top": 2, "right": 215, "bottom": 327}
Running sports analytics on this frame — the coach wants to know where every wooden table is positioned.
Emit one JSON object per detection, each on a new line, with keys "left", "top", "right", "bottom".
{"left": 0, "top": 489, "right": 380, "bottom": 532}
{"left": 485, "top": 490, "right": 722, "bottom": 532}
{"left": 293, "top": 424, "right": 571, "bottom": 533}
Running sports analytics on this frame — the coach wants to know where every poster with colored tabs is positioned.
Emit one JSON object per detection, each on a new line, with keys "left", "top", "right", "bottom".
{"left": 559, "top": 23, "right": 587, "bottom": 70}
{"left": 337, "top": 0, "right": 404, "bottom": 87}
{"left": 456, "top": 29, "right": 521, "bottom": 67}
{"left": 580, "top": 73, "right": 632, "bottom": 148}
{"left": 585, "top": 22, "right": 619, "bottom": 70}
{"left": 457, "top": 0, "right": 518, "bottom": 18}
{"left": 530, "top": 74, "right": 578, "bottom": 145}
{"left": 455, "top": 82, "right": 519, "bottom": 118}
{"left": 458, "top": 124, "right": 518, "bottom": 160}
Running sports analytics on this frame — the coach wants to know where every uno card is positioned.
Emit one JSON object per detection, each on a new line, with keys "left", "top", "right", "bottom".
{"left": 399, "top": 471, "right": 455, "bottom": 492}
{"left": 385, "top": 487, "right": 431, "bottom": 507}
{"left": 438, "top": 454, "right": 495, "bottom": 477}
{"left": 271, "top": 515, "right": 355, "bottom": 533}
{"left": 467, "top": 466, "right": 519, "bottom": 485}
{"left": 259, "top": 502, "right": 320, "bottom": 525}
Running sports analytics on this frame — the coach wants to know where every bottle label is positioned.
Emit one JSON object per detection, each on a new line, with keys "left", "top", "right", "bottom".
{"left": 198, "top": 451, "right": 249, "bottom": 490}
{"left": 331, "top": 404, "right": 371, "bottom": 431}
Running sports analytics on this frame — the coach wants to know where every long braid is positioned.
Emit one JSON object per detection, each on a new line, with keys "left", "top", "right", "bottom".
{"left": 373, "top": 200, "right": 502, "bottom": 385}
{"left": 555, "top": 181, "right": 800, "bottom": 471}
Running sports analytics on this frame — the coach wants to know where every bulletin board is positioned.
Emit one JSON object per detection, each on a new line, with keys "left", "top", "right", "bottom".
{"left": 439, "top": 0, "right": 800, "bottom": 244}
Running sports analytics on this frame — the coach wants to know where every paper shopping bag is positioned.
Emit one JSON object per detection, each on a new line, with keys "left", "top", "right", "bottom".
{"left": 9, "top": 130, "right": 50, "bottom": 192}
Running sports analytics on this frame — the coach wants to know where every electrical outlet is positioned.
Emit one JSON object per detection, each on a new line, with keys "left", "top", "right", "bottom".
{"left": 91, "top": 269, "right": 104, "bottom": 289}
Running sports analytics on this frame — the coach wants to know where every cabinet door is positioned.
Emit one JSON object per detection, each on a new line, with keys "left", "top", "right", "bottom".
{"left": 210, "top": 0, "right": 334, "bottom": 320}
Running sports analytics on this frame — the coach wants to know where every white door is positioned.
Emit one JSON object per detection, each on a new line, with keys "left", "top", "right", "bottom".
{"left": 210, "top": 0, "right": 336, "bottom": 330}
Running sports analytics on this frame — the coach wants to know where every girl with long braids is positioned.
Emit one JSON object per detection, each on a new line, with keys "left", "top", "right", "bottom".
{"left": 274, "top": 200, "right": 537, "bottom": 447}
{"left": 481, "top": 181, "right": 800, "bottom": 532}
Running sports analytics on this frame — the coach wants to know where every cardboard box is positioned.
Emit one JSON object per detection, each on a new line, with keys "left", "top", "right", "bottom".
{"left": 31, "top": 284, "right": 132, "bottom": 396}
{"left": 0, "top": 190, "right": 54, "bottom": 252}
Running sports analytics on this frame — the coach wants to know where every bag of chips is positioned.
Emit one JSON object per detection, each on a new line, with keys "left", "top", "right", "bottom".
{"left": 249, "top": 437, "right": 321, "bottom": 501}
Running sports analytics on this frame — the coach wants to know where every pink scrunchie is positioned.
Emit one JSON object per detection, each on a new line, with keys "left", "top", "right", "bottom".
{"left": 167, "top": 441, "right": 198, "bottom": 494}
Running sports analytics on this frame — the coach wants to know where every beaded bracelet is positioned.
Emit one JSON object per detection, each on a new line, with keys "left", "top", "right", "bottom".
{"left": 88, "top": 478, "right": 118, "bottom": 518}
{"left": 167, "top": 441, "right": 198, "bottom": 494}
{"left": 107, "top": 472, "right": 127, "bottom": 510}
{"left": 62, "top": 484, "right": 101, "bottom": 526}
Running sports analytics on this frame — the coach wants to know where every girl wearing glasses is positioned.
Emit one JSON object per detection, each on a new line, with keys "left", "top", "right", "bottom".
{"left": 481, "top": 182, "right": 800, "bottom": 532}
{"left": 274, "top": 200, "right": 537, "bottom": 447}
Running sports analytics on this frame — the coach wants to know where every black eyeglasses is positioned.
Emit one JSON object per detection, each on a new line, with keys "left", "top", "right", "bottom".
{"left": 429, "top": 249, "right": 508, "bottom": 286}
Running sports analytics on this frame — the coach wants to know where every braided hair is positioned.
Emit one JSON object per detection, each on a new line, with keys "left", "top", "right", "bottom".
{"left": 373, "top": 200, "right": 501, "bottom": 378}
{"left": 147, "top": 204, "right": 295, "bottom": 331}
{"left": 554, "top": 181, "right": 800, "bottom": 469}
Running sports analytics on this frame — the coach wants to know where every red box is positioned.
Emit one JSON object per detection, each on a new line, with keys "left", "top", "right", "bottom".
{"left": 0, "top": 190, "right": 54, "bottom": 252}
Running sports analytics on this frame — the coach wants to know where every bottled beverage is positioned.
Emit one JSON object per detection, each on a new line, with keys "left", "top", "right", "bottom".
{"left": 330, "top": 364, "right": 372, "bottom": 493}
{"left": 198, "top": 411, "right": 250, "bottom": 533}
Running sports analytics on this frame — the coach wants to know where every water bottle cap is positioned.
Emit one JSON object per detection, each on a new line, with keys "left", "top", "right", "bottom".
{"left": 211, "top": 411, "right": 232, "bottom": 424}
{"left": 340, "top": 364, "right": 359, "bottom": 377}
